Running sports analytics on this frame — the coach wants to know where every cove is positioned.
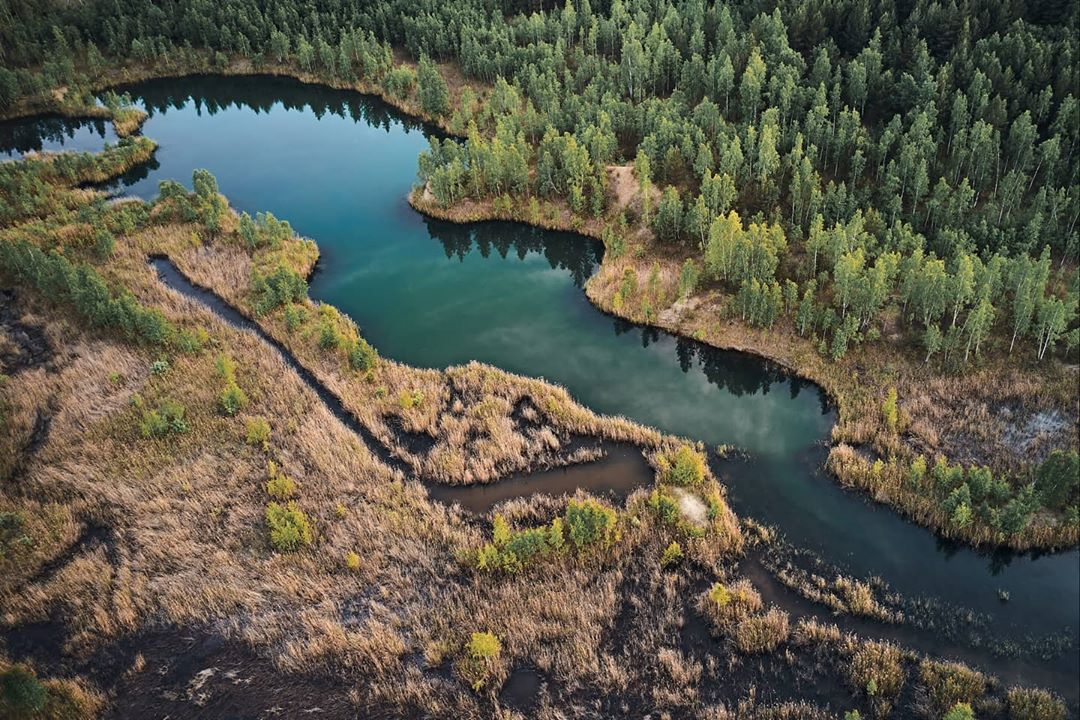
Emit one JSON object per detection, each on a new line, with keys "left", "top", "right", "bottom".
{"left": 0, "top": 113, "right": 117, "bottom": 159}
{"left": 3, "top": 75, "right": 1076, "bottom": 685}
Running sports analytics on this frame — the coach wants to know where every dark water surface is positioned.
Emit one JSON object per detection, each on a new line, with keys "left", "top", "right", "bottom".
{"left": 0, "top": 113, "right": 117, "bottom": 159}
{"left": 2, "top": 75, "right": 1076, "bottom": 690}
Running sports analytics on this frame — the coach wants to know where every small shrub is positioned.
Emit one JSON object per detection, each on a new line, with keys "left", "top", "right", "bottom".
{"left": 245, "top": 417, "right": 271, "bottom": 449}
{"left": 661, "top": 445, "right": 706, "bottom": 487}
{"left": 149, "top": 358, "right": 170, "bottom": 375}
{"left": 348, "top": 338, "right": 378, "bottom": 371}
{"left": 648, "top": 489, "right": 680, "bottom": 524}
{"left": 564, "top": 498, "right": 618, "bottom": 552}
{"left": 219, "top": 383, "right": 248, "bottom": 416}
{"left": 943, "top": 703, "right": 975, "bottom": 720}
{"left": 94, "top": 228, "right": 115, "bottom": 259}
{"left": 732, "top": 608, "right": 790, "bottom": 653}
{"left": 702, "top": 579, "right": 762, "bottom": 628}
{"left": 252, "top": 266, "right": 307, "bottom": 316}
{"left": 0, "top": 664, "right": 46, "bottom": 718}
{"left": 460, "top": 632, "right": 501, "bottom": 691}
{"left": 1006, "top": 688, "right": 1067, "bottom": 720}
{"left": 139, "top": 399, "right": 188, "bottom": 437}
{"left": 660, "top": 541, "right": 683, "bottom": 567}
{"left": 318, "top": 318, "right": 343, "bottom": 350}
{"left": 849, "top": 641, "right": 905, "bottom": 715}
{"left": 399, "top": 389, "right": 424, "bottom": 410}
{"left": 882, "top": 387, "right": 899, "bottom": 433}
{"left": 346, "top": 551, "right": 361, "bottom": 571}
{"left": 216, "top": 354, "right": 248, "bottom": 416}
{"left": 283, "top": 303, "right": 307, "bottom": 332}
{"left": 265, "top": 501, "right": 313, "bottom": 552}
{"left": 265, "top": 460, "right": 296, "bottom": 500}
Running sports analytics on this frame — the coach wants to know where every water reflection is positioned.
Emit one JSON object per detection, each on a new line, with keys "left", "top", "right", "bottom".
{"left": 120, "top": 73, "right": 430, "bottom": 136}
{"left": 0, "top": 114, "right": 115, "bottom": 158}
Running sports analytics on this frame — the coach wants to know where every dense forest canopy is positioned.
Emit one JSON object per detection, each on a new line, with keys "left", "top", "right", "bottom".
{"left": 1, "top": 0, "right": 1078, "bottom": 368}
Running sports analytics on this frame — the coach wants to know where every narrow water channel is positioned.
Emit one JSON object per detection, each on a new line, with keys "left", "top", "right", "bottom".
{"left": 2, "top": 74, "right": 1076, "bottom": 691}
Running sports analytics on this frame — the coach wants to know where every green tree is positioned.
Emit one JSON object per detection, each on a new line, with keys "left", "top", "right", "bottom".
{"left": 417, "top": 55, "right": 450, "bottom": 117}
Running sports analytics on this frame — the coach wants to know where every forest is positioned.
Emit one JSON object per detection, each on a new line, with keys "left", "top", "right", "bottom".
{"left": 1, "top": 0, "right": 1077, "bottom": 369}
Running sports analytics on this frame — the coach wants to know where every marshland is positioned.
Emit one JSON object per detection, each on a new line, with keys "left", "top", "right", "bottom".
{"left": 1, "top": 2, "right": 1079, "bottom": 719}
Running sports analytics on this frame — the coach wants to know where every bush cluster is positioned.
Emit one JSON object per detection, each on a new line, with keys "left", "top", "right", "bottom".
{"left": 474, "top": 498, "right": 618, "bottom": 573}
{"left": 0, "top": 239, "right": 172, "bottom": 345}
{"left": 139, "top": 398, "right": 188, "bottom": 438}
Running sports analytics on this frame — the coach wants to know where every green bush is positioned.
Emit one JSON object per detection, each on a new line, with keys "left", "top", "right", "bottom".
{"left": 219, "top": 383, "right": 248, "bottom": 416}
{"left": 661, "top": 445, "right": 706, "bottom": 487}
{"left": 1035, "top": 450, "right": 1079, "bottom": 510}
{"left": 348, "top": 338, "right": 378, "bottom": 371}
{"left": 216, "top": 354, "right": 248, "bottom": 416}
{"left": 283, "top": 303, "right": 307, "bottom": 332}
{"left": 265, "top": 501, "right": 313, "bottom": 552}
{"left": 265, "top": 460, "right": 296, "bottom": 500}
{"left": 648, "top": 489, "right": 680, "bottom": 524}
{"left": 943, "top": 703, "right": 975, "bottom": 720}
{"left": 660, "top": 540, "right": 683, "bottom": 567}
{"left": 0, "top": 664, "right": 46, "bottom": 718}
{"left": 564, "top": 498, "right": 618, "bottom": 552}
{"left": 139, "top": 399, "right": 188, "bottom": 437}
{"left": 245, "top": 416, "right": 271, "bottom": 449}
{"left": 252, "top": 266, "right": 307, "bottom": 316}
{"left": 461, "top": 631, "right": 501, "bottom": 691}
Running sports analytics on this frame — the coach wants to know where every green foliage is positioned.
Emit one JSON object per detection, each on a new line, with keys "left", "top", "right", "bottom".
{"left": 660, "top": 540, "right": 683, "bottom": 567}
{"left": 245, "top": 416, "right": 271, "bottom": 449}
{"left": 882, "top": 387, "right": 899, "bottom": 434}
{"left": 660, "top": 445, "right": 706, "bottom": 487}
{"left": 139, "top": 398, "right": 188, "bottom": 438}
{"left": 1035, "top": 450, "right": 1079, "bottom": 510}
{"left": 265, "top": 501, "right": 313, "bottom": 551}
{"left": 347, "top": 337, "right": 378, "bottom": 371}
{"left": 265, "top": 460, "right": 296, "bottom": 500}
{"left": 283, "top": 303, "right": 307, "bottom": 332}
{"left": 564, "top": 498, "right": 618, "bottom": 552}
{"left": 417, "top": 55, "right": 449, "bottom": 116}
{"left": 252, "top": 266, "right": 307, "bottom": 316}
{"left": 943, "top": 703, "right": 975, "bottom": 720}
{"left": 461, "top": 631, "right": 501, "bottom": 691}
{"left": 0, "top": 664, "right": 46, "bottom": 718}
{"left": 0, "top": 240, "right": 172, "bottom": 346}
{"left": 216, "top": 354, "right": 248, "bottom": 416}
{"left": 648, "top": 489, "right": 680, "bottom": 524}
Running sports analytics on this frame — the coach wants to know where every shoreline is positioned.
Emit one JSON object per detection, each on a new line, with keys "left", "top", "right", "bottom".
{"left": 3, "top": 58, "right": 1075, "bottom": 551}
{"left": 408, "top": 189, "right": 1079, "bottom": 553}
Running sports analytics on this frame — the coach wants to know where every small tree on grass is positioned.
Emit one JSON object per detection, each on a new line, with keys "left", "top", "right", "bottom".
{"left": 460, "top": 632, "right": 501, "bottom": 691}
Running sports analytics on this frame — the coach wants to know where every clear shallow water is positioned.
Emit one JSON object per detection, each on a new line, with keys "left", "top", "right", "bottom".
{"left": 0, "top": 114, "right": 117, "bottom": 159}
{"left": 3, "top": 75, "right": 1076, "bottom": 686}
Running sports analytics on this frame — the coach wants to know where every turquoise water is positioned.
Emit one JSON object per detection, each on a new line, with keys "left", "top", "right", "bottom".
{"left": 3, "top": 74, "right": 1076, "bottom": 688}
